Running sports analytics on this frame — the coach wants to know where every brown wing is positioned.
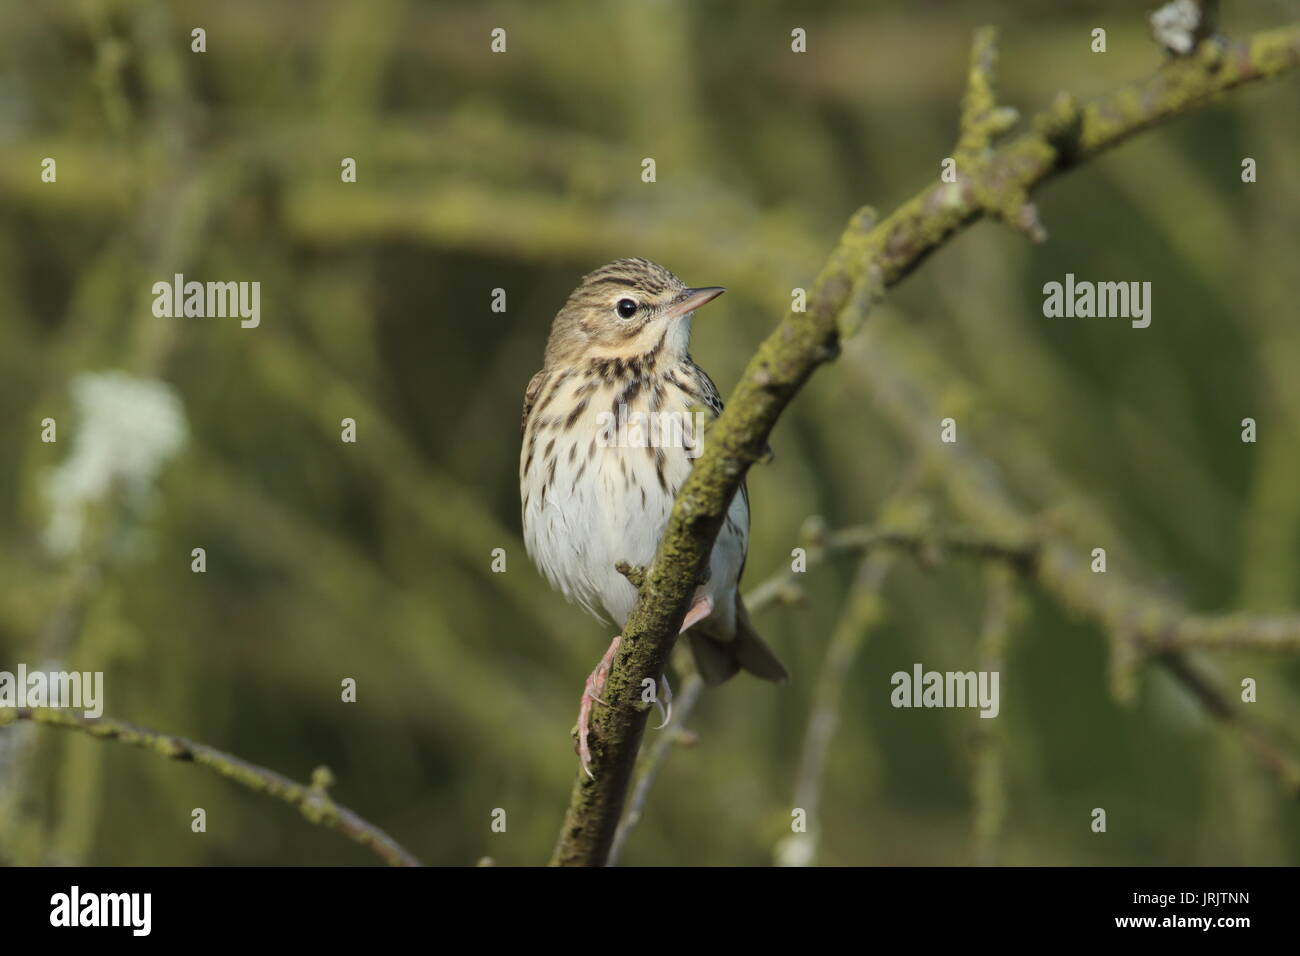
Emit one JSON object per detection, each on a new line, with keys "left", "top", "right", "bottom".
{"left": 693, "top": 363, "right": 774, "bottom": 465}
{"left": 692, "top": 362, "right": 726, "bottom": 419}
{"left": 520, "top": 369, "right": 548, "bottom": 437}
{"left": 690, "top": 363, "right": 765, "bottom": 582}
{"left": 681, "top": 363, "right": 788, "bottom": 682}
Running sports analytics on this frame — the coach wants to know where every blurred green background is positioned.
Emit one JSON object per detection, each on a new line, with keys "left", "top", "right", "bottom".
{"left": 2, "top": 0, "right": 1299, "bottom": 866}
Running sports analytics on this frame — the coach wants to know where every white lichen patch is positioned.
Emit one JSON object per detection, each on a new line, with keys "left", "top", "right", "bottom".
{"left": 44, "top": 371, "right": 188, "bottom": 557}
{"left": 1150, "top": 0, "right": 1202, "bottom": 55}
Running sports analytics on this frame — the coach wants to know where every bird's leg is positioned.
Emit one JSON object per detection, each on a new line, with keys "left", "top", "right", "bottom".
{"left": 580, "top": 595, "right": 713, "bottom": 772}
{"left": 577, "top": 635, "right": 622, "bottom": 779}
{"left": 680, "top": 594, "right": 714, "bottom": 633}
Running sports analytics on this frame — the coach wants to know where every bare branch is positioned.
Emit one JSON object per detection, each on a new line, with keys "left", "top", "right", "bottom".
{"left": 1156, "top": 654, "right": 1300, "bottom": 799}
{"left": 0, "top": 708, "right": 421, "bottom": 867}
{"left": 972, "top": 564, "right": 1018, "bottom": 865}
{"left": 776, "top": 550, "right": 895, "bottom": 867}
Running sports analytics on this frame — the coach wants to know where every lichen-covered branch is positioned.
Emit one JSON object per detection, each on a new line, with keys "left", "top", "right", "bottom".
{"left": 548, "top": 20, "right": 1300, "bottom": 867}
{"left": 0, "top": 708, "right": 421, "bottom": 867}
{"left": 1035, "top": 538, "right": 1300, "bottom": 655}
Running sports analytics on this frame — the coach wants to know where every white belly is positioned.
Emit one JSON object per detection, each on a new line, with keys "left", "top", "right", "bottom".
{"left": 521, "top": 373, "right": 746, "bottom": 633}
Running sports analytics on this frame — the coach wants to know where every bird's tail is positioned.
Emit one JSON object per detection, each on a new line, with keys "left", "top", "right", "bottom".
{"left": 686, "top": 594, "right": 789, "bottom": 687}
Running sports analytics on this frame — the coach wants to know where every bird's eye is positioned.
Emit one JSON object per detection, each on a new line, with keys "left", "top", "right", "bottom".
{"left": 616, "top": 298, "right": 638, "bottom": 319}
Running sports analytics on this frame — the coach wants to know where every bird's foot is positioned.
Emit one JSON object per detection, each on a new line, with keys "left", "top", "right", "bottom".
{"left": 653, "top": 672, "right": 673, "bottom": 729}
{"left": 577, "top": 635, "right": 622, "bottom": 779}
{"left": 575, "top": 594, "right": 714, "bottom": 776}
{"left": 646, "top": 595, "right": 713, "bottom": 730}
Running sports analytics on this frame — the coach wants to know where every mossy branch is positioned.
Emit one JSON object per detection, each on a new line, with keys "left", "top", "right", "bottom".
{"left": 0, "top": 708, "right": 421, "bottom": 867}
{"left": 768, "top": 522, "right": 1300, "bottom": 654}
{"left": 548, "top": 20, "right": 1300, "bottom": 867}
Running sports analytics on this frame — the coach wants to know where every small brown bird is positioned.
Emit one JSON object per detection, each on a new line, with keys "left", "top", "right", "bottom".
{"left": 520, "top": 257, "right": 787, "bottom": 777}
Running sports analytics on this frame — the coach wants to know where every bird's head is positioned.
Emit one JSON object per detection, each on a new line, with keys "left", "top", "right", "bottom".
{"left": 543, "top": 257, "right": 724, "bottom": 366}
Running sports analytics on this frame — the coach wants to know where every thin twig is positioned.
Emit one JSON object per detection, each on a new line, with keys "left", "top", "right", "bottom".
{"left": 0, "top": 708, "right": 422, "bottom": 867}
{"left": 972, "top": 564, "right": 1016, "bottom": 865}
{"left": 744, "top": 522, "right": 1034, "bottom": 614}
{"left": 1155, "top": 654, "right": 1300, "bottom": 799}
{"left": 778, "top": 550, "right": 895, "bottom": 867}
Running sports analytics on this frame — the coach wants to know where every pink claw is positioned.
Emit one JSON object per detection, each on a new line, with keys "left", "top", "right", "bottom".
{"left": 577, "top": 635, "right": 622, "bottom": 779}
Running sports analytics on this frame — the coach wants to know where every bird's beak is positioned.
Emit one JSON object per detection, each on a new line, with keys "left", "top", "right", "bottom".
{"left": 664, "top": 286, "right": 725, "bottom": 320}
